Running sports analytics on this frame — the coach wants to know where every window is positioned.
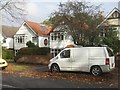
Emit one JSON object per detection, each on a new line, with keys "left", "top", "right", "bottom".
{"left": 19, "top": 36, "right": 23, "bottom": 43}
{"left": 15, "top": 35, "right": 25, "bottom": 44}
{"left": 44, "top": 39, "right": 48, "bottom": 46}
{"left": 107, "top": 48, "right": 114, "bottom": 57}
{"left": 51, "top": 32, "right": 64, "bottom": 41}
{"left": 51, "top": 36, "right": 54, "bottom": 40}
{"left": 112, "top": 12, "right": 120, "bottom": 18}
{"left": 3, "top": 39, "right": 6, "bottom": 43}
{"left": 60, "top": 50, "right": 70, "bottom": 58}
{"left": 61, "top": 34, "right": 64, "bottom": 40}
{"left": 41, "top": 26, "right": 48, "bottom": 30}
{"left": 51, "top": 49, "right": 63, "bottom": 57}
{"left": 32, "top": 37, "right": 37, "bottom": 42}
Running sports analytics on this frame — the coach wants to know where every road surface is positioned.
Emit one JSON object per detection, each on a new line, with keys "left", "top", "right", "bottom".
{"left": 1, "top": 73, "right": 118, "bottom": 90}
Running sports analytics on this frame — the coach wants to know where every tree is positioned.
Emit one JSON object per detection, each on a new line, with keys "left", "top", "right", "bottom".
{"left": 101, "top": 27, "right": 120, "bottom": 54}
{"left": 0, "top": 0, "right": 27, "bottom": 23}
{"left": 26, "top": 41, "right": 38, "bottom": 48}
{"left": 41, "top": 19, "right": 53, "bottom": 26}
{"left": 49, "top": 1, "right": 103, "bottom": 46}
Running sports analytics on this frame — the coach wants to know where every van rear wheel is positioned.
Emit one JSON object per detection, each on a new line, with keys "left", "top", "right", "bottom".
{"left": 51, "top": 64, "right": 60, "bottom": 73}
{"left": 91, "top": 66, "right": 102, "bottom": 76}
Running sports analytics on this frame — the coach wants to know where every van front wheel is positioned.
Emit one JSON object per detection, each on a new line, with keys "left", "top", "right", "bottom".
{"left": 91, "top": 66, "right": 102, "bottom": 76}
{"left": 51, "top": 64, "right": 60, "bottom": 73}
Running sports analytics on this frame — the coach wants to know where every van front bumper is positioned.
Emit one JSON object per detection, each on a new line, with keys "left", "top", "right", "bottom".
{"left": 48, "top": 63, "right": 52, "bottom": 70}
{"left": 0, "top": 66, "right": 7, "bottom": 70}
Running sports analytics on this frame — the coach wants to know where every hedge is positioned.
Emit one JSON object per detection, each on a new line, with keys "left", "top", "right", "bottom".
{"left": 2, "top": 48, "right": 14, "bottom": 60}
{"left": 14, "top": 47, "right": 50, "bottom": 62}
{"left": 16, "top": 47, "right": 50, "bottom": 56}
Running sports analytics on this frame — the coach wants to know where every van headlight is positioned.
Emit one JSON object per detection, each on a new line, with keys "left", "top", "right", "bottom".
{"left": 49, "top": 60, "right": 53, "bottom": 63}
{"left": 0, "top": 62, "right": 5, "bottom": 64}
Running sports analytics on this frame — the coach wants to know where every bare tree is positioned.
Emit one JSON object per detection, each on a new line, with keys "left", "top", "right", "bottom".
{"left": 0, "top": 0, "right": 27, "bottom": 58}
{"left": 0, "top": 0, "right": 27, "bottom": 23}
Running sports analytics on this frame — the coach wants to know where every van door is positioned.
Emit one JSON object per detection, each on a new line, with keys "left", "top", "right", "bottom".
{"left": 71, "top": 48, "right": 89, "bottom": 71}
{"left": 106, "top": 48, "right": 115, "bottom": 69}
{"left": 58, "top": 49, "right": 72, "bottom": 71}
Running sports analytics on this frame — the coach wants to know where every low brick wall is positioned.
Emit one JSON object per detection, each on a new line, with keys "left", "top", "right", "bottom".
{"left": 16, "top": 54, "right": 52, "bottom": 65}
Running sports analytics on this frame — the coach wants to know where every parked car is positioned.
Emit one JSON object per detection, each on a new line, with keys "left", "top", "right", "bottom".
{"left": 48, "top": 47, "right": 115, "bottom": 76}
{"left": 0, "top": 58, "right": 8, "bottom": 70}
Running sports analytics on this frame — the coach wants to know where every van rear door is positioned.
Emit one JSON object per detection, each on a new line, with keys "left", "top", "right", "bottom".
{"left": 106, "top": 48, "right": 115, "bottom": 69}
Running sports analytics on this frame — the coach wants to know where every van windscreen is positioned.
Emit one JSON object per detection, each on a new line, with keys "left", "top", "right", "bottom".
{"left": 107, "top": 48, "right": 114, "bottom": 57}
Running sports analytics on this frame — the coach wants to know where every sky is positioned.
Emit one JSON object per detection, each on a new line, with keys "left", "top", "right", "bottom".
{"left": 2, "top": 0, "right": 120, "bottom": 26}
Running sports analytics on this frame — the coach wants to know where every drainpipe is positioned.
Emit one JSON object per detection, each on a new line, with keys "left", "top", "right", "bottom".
{"left": 13, "top": 35, "right": 16, "bottom": 62}
{"left": 37, "top": 36, "right": 39, "bottom": 47}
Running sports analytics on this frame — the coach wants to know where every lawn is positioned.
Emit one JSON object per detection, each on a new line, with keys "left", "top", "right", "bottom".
{"left": 3, "top": 63, "right": 31, "bottom": 72}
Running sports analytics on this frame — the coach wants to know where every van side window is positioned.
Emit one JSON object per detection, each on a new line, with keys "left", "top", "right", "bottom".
{"left": 107, "top": 48, "right": 114, "bottom": 56}
{"left": 60, "top": 50, "right": 70, "bottom": 58}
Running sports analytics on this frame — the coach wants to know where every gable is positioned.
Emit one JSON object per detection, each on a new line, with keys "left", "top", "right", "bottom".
{"left": 108, "top": 11, "right": 120, "bottom": 19}
{"left": 16, "top": 23, "right": 37, "bottom": 37}
{"left": 98, "top": 7, "right": 120, "bottom": 27}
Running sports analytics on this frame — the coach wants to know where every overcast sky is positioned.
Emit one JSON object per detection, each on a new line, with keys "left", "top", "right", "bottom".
{"left": 2, "top": 0, "right": 120, "bottom": 26}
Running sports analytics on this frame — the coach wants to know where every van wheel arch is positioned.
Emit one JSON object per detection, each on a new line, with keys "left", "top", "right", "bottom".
{"left": 50, "top": 63, "right": 60, "bottom": 73}
{"left": 90, "top": 65, "right": 102, "bottom": 76}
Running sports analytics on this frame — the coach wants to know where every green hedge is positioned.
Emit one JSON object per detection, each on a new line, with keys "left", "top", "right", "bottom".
{"left": 14, "top": 47, "right": 50, "bottom": 62}
{"left": 2, "top": 48, "right": 14, "bottom": 60}
{"left": 16, "top": 47, "right": 50, "bottom": 56}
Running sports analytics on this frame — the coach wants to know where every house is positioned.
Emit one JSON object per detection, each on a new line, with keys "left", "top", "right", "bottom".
{"left": 14, "top": 20, "right": 52, "bottom": 54}
{"left": 50, "top": 25, "right": 76, "bottom": 57}
{"left": 97, "top": 7, "right": 120, "bottom": 39}
{"left": 1, "top": 25, "right": 18, "bottom": 49}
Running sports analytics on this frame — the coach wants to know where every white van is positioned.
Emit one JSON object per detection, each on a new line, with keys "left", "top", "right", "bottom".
{"left": 48, "top": 47, "right": 115, "bottom": 76}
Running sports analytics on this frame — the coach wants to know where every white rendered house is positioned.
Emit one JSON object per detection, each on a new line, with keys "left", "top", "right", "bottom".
{"left": 98, "top": 7, "right": 120, "bottom": 39}
{"left": 50, "top": 25, "right": 76, "bottom": 57}
{"left": 14, "top": 21, "right": 52, "bottom": 53}
{"left": 2, "top": 25, "right": 18, "bottom": 49}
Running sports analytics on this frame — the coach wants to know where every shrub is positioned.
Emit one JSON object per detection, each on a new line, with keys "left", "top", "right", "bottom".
{"left": 26, "top": 41, "right": 38, "bottom": 48}
{"left": 2, "top": 48, "right": 14, "bottom": 60}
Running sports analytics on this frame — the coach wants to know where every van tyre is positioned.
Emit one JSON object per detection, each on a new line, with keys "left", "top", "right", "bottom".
{"left": 51, "top": 64, "right": 60, "bottom": 73}
{"left": 91, "top": 66, "right": 102, "bottom": 76}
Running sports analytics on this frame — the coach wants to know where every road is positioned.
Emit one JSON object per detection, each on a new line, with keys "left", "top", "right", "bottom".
{"left": 1, "top": 73, "right": 118, "bottom": 90}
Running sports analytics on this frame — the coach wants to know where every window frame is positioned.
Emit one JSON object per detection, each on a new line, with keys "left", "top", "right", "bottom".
{"left": 60, "top": 50, "right": 70, "bottom": 58}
